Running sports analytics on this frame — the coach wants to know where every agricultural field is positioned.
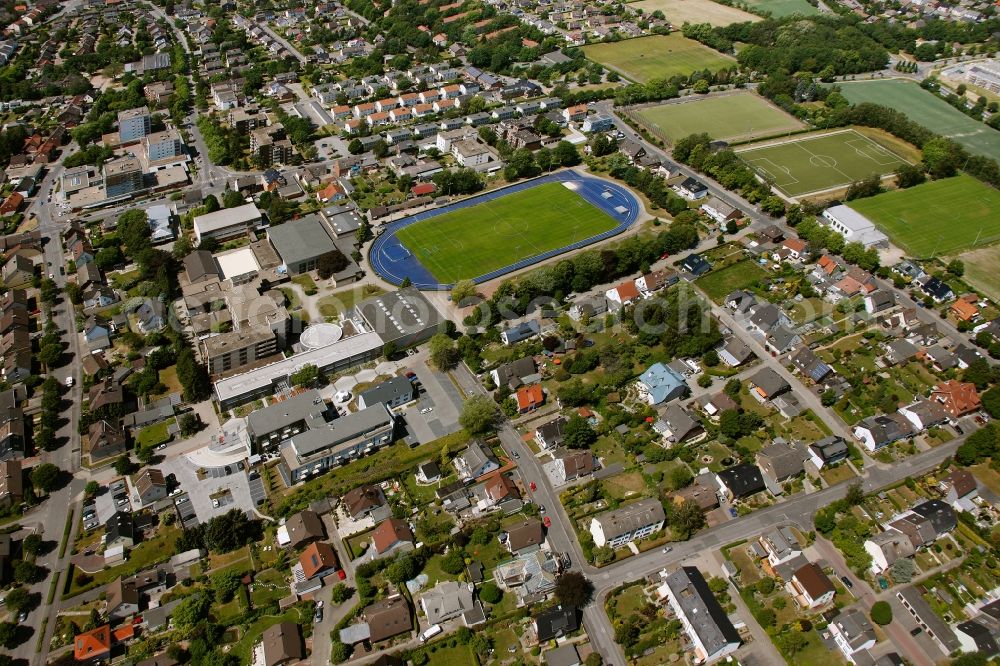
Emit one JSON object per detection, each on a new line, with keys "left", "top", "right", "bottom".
{"left": 740, "top": 0, "right": 821, "bottom": 16}
{"left": 634, "top": 92, "right": 804, "bottom": 144}
{"left": 395, "top": 182, "right": 618, "bottom": 284}
{"left": 631, "top": 0, "right": 760, "bottom": 26}
{"left": 848, "top": 174, "right": 1000, "bottom": 257}
{"left": 583, "top": 34, "right": 735, "bottom": 84}
{"left": 737, "top": 129, "right": 911, "bottom": 198}
{"left": 834, "top": 79, "right": 1000, "bottom": 162}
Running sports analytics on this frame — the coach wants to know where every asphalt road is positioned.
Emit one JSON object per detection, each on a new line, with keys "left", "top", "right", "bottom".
{"left": 15, "top": 156, "right": 88, "bottom": 665}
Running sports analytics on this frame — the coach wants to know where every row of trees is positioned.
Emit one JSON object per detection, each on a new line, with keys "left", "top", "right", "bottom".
{"left": 672, "top": 133, "right": 786, "bottom": 216}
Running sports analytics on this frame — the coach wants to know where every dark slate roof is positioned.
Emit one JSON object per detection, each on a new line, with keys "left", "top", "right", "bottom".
{"left": 535, "top": 605, "right": 579, "bottom": 642}
{"left": 717, "top": 463, "right": 765, "bottom": 498}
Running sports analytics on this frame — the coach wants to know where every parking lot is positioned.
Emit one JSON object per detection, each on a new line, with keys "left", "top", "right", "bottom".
{"left": 160, "top": 454, "right": 257, "bottom": 524}
{"left": 400, "top": 364, "right": 463, "bottom": 445}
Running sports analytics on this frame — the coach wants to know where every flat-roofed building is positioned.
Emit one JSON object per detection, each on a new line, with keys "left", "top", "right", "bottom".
{"left": 118, "top": 106, "right": 151, "bottom": 143}
{"left": 267, "top": 214, "right": 340, "bottom": 275}
{"left": 144, "top": 128, "right": 185, "bottom": 162}
{"left": 280, "top": 403, "right": 397, "bottom": 483}
{"left": 103, "top": 156, "right": 143, "bottom": 198}
{"left": 193, "top": 203, "right": 261, "bottom": 243}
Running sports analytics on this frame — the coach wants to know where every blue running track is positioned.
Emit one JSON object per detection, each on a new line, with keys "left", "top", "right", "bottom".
{"left": 368, "top": 170, "right": 641, "bottom": 290}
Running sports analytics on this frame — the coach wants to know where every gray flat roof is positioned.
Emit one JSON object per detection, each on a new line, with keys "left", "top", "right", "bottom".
{"left": 359, "top": 375, "right": 413, "bottom": 406}
{"left": 247, "top": 389, "right": 326, "bottom": 436}
{"left": 289, "top": 403, "right": 394, "bottom": 458}
{"left": 194, "top": 203, "right": 261, "bottom": 235}
{"left": 355, "top": 288, "right": 445, "bottom": 344}
{"left": 267, "top": 214, "right": 338, "bottom": 266}
{"left": 214, "top": 331, "right": 383, "bottom": 404}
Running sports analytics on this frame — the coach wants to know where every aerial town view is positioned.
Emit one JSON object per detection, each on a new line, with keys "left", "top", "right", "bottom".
{"left": 2, "top": 0, "right": 1000, "bottom": 662}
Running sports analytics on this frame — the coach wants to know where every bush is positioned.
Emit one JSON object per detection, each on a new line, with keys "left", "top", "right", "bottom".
{"left": 870, "top": 600, "right": 892, "bottom": 625}
{"left": 479, "top": 581, "right": 503, "bottom": 604}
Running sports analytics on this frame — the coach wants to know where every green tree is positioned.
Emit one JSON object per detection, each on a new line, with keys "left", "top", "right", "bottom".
{"left": 212, "top": 569, "right": 244, "bottom": 602}
{"left": 22, "top": 534, "right": 42, "bottom": 557}
{"left": 13, "top": 561, "right": 40, "bottom": 584}
{"left": 290, "top": 364, "right": 319, "bottom": 387}
{"left": 428, "top": 333, "right": 459, "bottom": 370}
{"left": 451, "top": 279, "right": 478, "bottom": 305}
{"left": 85, "top": 481, "right": 100, "bottom": 496}
{"left": 459, "top": 395, "right": 500, "bottom": 435}
{"left": 222, "top": 189, "right": 244, "bottom": 208}
{"left": 330, "top": 641, "right": 352, "bottom": 663}
{"left": 870, "top": 600, "right": 892, "bottom": 625}
{"left": 564, "top": 415, "right": 597, "bottom": 449}
{"left": 889, "top": 557, "right": 915, "bottom": 583}
{"left": 554, "top": 571, "right": 593, "bottom": 607}
{"left": 845, "top": 481, "right": 864, "bottom": 506}
{"left": 947, "top": 259, "right": 965, "bottom": 277}
{"left": 330, "top": 583, "right": 353, "bottom": 603}
{"left": 173, "top": 593, "right": 212, "bottom": 629}
{"left": 821, "top": 389, "right": 838, "bottom": 406}
{"left": 670, "top": 499, "right": 705, "bottom": 539}
{"left": 114, "top": 456, "right": 133, "bottom": 476}
{"left": 30, "top": 463, "right": 60, "bottom": 493}
{"left": 479, "top": 581, "right": 503, "bottom": 604}
{"left": 0, "top": 622, "right": 18, "bottom": 649}
{"left": 3, "top": 587, "right": 30, "bottom": 615}
{"left": 440, "top": 549, "right": 466, "bottom": 575}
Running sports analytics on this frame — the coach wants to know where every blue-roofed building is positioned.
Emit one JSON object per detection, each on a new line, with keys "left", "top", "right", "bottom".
{"left": 501, "top": 320, "right": 540, "bottom": 345}
{"left": 637, "top": 363, "right": 688, "bottom": 405}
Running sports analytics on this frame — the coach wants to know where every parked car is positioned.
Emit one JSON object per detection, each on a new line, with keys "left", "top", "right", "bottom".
{"left": 841, "top": 576, "right": 854, "bottom": 589}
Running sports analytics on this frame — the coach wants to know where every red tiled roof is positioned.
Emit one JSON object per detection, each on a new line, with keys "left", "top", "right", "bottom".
{"left": 516, "top": 384, "right": 544, "bottom": 410}
{"left": 299, "top": 541, "right": 338, "bottom": 579}
{"left": 74, "top": 625, "right": 111, "bottom": 661}
{"left": 372, "top": 518, "right": 413, "bottom": 554}
{"left": 613, "top": 280, "right": 639, "bottom": 302}
{"left": 932, "top": 380, "right": 981, "bottom": 417}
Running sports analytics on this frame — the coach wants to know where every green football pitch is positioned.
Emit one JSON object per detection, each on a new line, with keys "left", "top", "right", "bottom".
{"left": 737, "top": 130, "right": 910, "bottom": 197}
{"left": 848, "top": 174, "right": 1000, "bottom": 257}
{"left": 634, "top": 93, "right": 804, "bottom": 144}
{"left": 583, "top": 34, "right": 735, "bottom": 84}
{"left": 395, "top": 182, "right": 619, "bottom": 284}
{"left": 835, "top": 79, "right": 1000, "bottom": 162}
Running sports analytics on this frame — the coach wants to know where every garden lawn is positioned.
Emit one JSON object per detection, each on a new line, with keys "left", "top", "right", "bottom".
{"left": 834, "top": 79, "right": 1000, "bottom": 162}
{"left": 848, "top": 174, "right": 1000, "bottom": 257}
{"left": 695, "top": 258, "right": 768, "bottom": 302}
{"left": 635, "top": 93, "right": 803, "bottom": 144}
{"left": 317, "top": 285, "right": 385, "bottom": 318}
{"left": 396, "top": 182, "right": 618, "bottom": 284}
{"left": 229, "top": 607, "right": 311, "bottom": 663}
{"left": 136, "top": 421, "right": 171, "bottom": 449}
{"left": 415, "top": 643, "right": 478, "bottom": 666}
{"left": 583, "top": 34, "right": 735, "bottom": 84}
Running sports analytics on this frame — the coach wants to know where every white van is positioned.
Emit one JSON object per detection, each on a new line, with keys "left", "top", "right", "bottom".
{"left": 419, "top": 625, "right": 442, "bottom": 643}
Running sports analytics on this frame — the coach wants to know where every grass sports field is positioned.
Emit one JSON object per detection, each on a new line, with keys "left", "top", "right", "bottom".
{"left": 847, "top": 174, "right": 1000, "bottom": 257}
{"left": 740, "top": 0, "right": 820, "bottom": 16}
{"left": 631, "top": 0, "right": 759, "bottom": 26}
{"left": 835, "top": 79, "right": 1000, "bottom": 162}
{"left": 737, "top": 129, "right": 910, "bottom": 197}
{"left": 395, "top": 182, "right": 619, "bottom": 284}
{"left": 583, "top": 34, "right": 735, "bottom": 84}
{"left": 634, "top": 93, "right": 804, "bottom": 144}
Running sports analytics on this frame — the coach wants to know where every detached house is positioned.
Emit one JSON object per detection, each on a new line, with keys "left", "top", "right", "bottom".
{"left": 931, "top": 380, "right": 981, "bottom": 417}
{"left": 455, "top": 440, "right": 500, "bottom": 481}
{"left": 716, "top": 463, "right": 765, "bottom": 500}
{"left": 589, "top": 498, "right": 665, "bottom": 548}
{"left": 756, "top": 441, "right": 805, "bottom": 495}
{"left": 788, "top": 562, "right": 835, "bottom": 609}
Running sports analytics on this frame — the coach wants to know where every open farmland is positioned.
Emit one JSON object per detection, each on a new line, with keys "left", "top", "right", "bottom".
{"left": 631, "top": 0, "right": 759, "bottom": 26}
{"left": 583, "top": 34, "right": 735, "bottom": 84}
{"left": 633, "top": 92, "right": 804, "bottom": 144}
{"left": 848, "top": 174, "right": 1000, "bottom": 257}
{"left": 740, "top": 0, "right": 821, "bottom": 16}
{"left": 395, "top": 182, "right": 619, "bottom": 284}
{"left": 737, "top": 129, "right": 910, "bottom": 198}
{"left": 835, "top": 79, "right": 1000, "bottom": 162}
